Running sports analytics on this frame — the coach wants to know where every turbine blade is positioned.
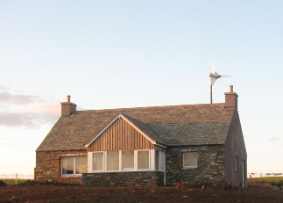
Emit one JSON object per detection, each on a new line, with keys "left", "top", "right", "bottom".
{"left": 211, "top": 62, "right": 216, "bottom": 74}
{"left": 220, "top": 75, "right": 231, "bottom": 77}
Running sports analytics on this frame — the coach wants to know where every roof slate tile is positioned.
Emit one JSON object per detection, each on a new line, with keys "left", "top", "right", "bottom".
{"left": 37, "top": 103, "right": 234, "bottom": 151}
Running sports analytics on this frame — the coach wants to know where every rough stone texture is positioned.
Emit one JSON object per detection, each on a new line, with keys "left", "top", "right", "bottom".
{"left": 166, "top": 145, "right": 226, "bottom": 186}
{"left": 83, "top": 171, "right": 164, "bottom": 187}
{"left": 36, "top": 150, "right": 86, "bottom": 184}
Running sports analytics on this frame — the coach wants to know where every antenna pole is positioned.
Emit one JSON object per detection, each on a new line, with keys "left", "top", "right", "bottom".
{"left": 210, "top": 85, "right": 213, "bottom": 104}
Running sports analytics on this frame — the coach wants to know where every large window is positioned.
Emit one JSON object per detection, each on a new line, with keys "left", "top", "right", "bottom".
{"left": 61, "top": 156, "right": 87, "bottom": 176}
{"left": 138, "top": 151, "right": 149, "bottom": 169}
{"left": 92, "top": 152, "right": 104, "bottom": 171}
{"left": 183, "top": 152, "right": 197, "bottom": 168}
{"left": 122, "top": 151, "right": 134, "bottom": 171}
{"left": 89, "top": 150, "right": 153, "bottom": 172}
{"left": 107, "top": 151, "right": 119, "bottom": 171}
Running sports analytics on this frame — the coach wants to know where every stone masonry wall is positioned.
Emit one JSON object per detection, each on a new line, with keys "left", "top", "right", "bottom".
{"left": 83, "top": 171, "right": 164, "bottom": 187}
{"left": 166, "top": 145, "right": 226, "bottom": 186}
{"left": 36, "top": 150, "right": 86, "bottom": 184}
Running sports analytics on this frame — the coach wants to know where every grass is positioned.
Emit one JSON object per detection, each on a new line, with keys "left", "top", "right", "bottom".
{"left": 1, "top": 179, "right": 32, "bottom": 186}
{"left": 248, "top": 176, "right": 283, "bottom": 187}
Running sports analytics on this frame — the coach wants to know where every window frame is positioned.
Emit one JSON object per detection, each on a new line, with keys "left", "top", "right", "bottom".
{"left": 91, "top": 151, "right": 105, "bottom": 172}
{"left": 61, "top": 156, "right": 87, "bottom": 177}
{"left": 183, "top": 152, "right": 197, "bottom": 169}
{"left": 88, "top": 149, "right": 152, "bottom": 173}
{"left": 137, "top": 150, "right": 150, "bottom": 170}
{"left": 106, "top": 151, "right": 120, "bottom": 172}
{"left": 121, "top": 150, "right": 135, "bottom": 171}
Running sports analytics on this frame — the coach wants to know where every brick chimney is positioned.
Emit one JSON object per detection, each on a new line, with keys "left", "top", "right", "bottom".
{"left": 225, "top": 85, "right": 238, "bottom": 110}
{"left": 61, "top": 95, "right": 77, "bottom": 116}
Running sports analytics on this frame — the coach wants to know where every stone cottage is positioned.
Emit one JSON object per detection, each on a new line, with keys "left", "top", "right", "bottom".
{"left": 36, "top": 85, "right": 247, "bottom": 187}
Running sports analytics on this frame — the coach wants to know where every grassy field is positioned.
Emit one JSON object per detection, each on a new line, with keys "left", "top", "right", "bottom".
{"left": 1, "top": 179, "right": 32, "bottom": 186}
{"left": 248, "top": 176, "right": 283, "bottom": 187}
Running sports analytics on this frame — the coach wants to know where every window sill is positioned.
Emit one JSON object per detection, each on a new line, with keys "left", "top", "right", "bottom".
{"left": 61, "top": 174, "right": 82, "bottom": 178}
{"left": 183, "top": 166, "right": 197, "bottom": 169}
{"left": 87, "top": 169, "right": 156, "bottom": 174}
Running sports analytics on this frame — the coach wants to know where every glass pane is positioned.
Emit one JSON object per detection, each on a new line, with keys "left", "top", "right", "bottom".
{"left": 184, "top": 153, "right": 197, "bottom": 167}
{"left": 122, "top": 151, "right": 134, "bottom": 171}
{"left": 138, "top": 151, "right": 149, "bottom": 169}
{"left": 75, "top": 157, "right": 87, "bottom": 174}
{"left": 92, "top": 153, "right": 104, "bottom": 171}
{"left": 107, "top": 151, "right": 119, "bottom": 171}
{"left": 62, "top": 157, "right": 74, "bottom": 174}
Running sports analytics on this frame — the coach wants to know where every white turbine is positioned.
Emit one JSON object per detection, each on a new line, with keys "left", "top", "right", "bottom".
{"left": 207, "top": 62, "right": 230, "bottom": 104}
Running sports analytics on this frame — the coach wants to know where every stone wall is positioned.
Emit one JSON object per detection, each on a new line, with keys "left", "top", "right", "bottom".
{"left": 166, "top": 145, "right": 226, "bottom": 186}
{"left": 36, "top": 150, "right": 87, "bottom": 184}
{"left": 83, "top": 171, "right": 164, "bottom": 187}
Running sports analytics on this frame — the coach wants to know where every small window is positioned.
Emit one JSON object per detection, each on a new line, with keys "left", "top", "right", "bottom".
{"left": 138, "top": 151, "right": 149, "bottom": 169}
{"left": 62, "top": 156, "right": 87, "bottom": 176}
{"left": 235, "top": 156, "right": 238, "bottom": 172}
{"left": 107, "top": 151, "right": 119, "bottom": 171}
{"left": 183, "top": 152, "right": 197, "bottom": 168}
{"left": 122, "top": 151, "right": 134, "bottom": 171}
{"left": 92, "top": 152, "right": 104, "bottom": 171}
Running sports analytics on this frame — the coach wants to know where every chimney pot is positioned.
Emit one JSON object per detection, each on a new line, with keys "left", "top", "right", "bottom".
{"left": 229, "top": 85, "right": 233, "bottom": 93}
{"left": 67, "top": 95, "right": 70, "bottom": 103}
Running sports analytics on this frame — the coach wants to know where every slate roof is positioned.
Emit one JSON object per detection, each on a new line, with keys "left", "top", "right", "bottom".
{"left": 36, "top": 103, "right": 235, "bottom": 151}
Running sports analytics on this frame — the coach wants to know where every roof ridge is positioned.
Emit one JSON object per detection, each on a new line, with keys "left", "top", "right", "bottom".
{"left": 76, "top": 103, "right": 225, "bottom": 113}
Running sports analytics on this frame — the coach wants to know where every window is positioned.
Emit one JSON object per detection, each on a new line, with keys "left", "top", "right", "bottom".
{"left": 235, "top": 156, "right": 238, "bottom": 172}
{"left": 183, "top": 152, "right": 197, "bottom": 168}
{"left": 92, "top": 152, "right": 104, "bottom": 171}
{"left": 122, "top": 151, "right": 134, "bottom": 171}
{"left": 89, "top": 149, "right": 153, "bottom": 172}
{"left": 107, "top": 151, "right": 119, "bottom": 171}
{"left": 61, "top": 156, "right": 87, "bottom": 176}
{"left": 138, "top": 151, "right": 149, "bottom": 169}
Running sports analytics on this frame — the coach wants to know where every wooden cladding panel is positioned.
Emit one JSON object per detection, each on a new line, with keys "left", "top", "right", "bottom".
{"left": 87, "top": 118, "right": 154, "bottom": 152}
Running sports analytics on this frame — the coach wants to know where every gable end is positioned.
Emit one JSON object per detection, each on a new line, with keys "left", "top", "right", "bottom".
{"left": 86, "top": 114, "right": 159, "bottom": 151}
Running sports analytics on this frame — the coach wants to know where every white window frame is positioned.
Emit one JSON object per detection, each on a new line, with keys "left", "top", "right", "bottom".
{"left": 106, "top": 151, "right": 120, "bottom": 172}
{"left": 61, "top": 156, "right": 87, "bottom": 177}
{"left": 136, "top": 149, "right": 150, "bottom": 171}
{"left": 91, "top": 151, "right": 105, "bottom": 172}
{"left": 183, "top": 152, "right": 197, "bottom": 169}
{"left": 122, "top": 150, "right": 135, "bottom": 171}
{"left": 87, "top": 149, "right": 154, "bottom": 173}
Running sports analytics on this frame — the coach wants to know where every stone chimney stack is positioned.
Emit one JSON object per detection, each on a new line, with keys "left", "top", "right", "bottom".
{"left": 61, "top": 95, "right": 77, "bottom": 116}
{"left": 225, "top": 85, "right": 238, "bottom": 110}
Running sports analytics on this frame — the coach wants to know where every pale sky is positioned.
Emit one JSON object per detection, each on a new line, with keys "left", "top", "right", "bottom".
{"left": 1, "top": 0, "right": 283, "bottom": 176}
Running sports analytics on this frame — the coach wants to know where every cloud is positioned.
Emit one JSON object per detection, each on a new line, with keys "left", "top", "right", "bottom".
{"left": 0, "top": 85, "right": 9, "bottom": 91}
{"left": 0, "top": 86, "right": 62, "bottom": 128}
{"left": 0, "top": 111, "right": 58, "bottom": 128}
{"left": 269, "top": 137, "right": 280, "bottom": 142}
{"left": 0, "top": 92, "right": 43, "bottom": 105}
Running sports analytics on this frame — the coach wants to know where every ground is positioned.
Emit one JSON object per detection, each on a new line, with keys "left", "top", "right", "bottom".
{"left": 1, "top": 183, "right": 283, "bottom": 203}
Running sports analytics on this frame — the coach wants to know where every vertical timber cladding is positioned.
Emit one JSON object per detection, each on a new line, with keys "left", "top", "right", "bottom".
{"left": 87, "top": 117, "right": 155, "bottom": 152}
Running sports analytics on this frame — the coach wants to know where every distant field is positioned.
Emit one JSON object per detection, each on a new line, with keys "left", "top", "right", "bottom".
{"left": 248, "top": 176, "right": 283, "bottom": 187}
{"left": 0, "top": 179, "right": 32, "bottom": 186}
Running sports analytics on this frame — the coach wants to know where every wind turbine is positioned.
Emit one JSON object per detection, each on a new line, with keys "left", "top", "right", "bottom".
{"left": 207, "top": 62, "right": 230, "bottom": 104}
